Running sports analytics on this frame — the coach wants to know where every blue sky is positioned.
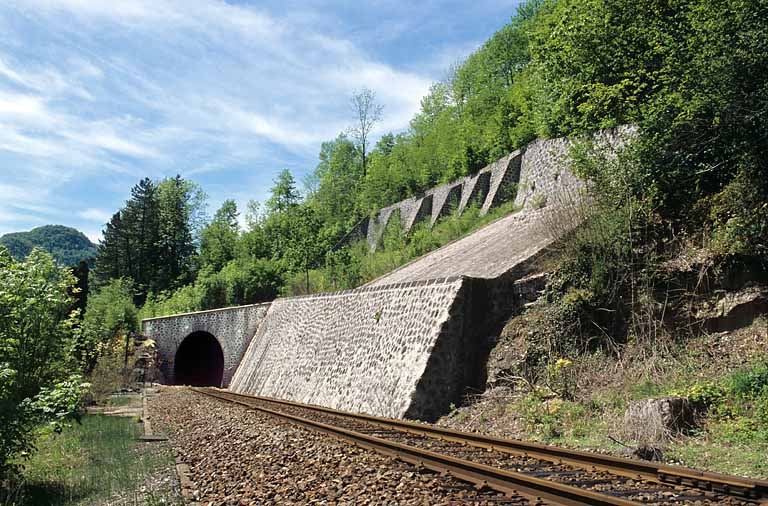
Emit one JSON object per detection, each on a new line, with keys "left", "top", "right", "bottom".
{"left": 0, "top": 0, "right": 519, "bottom": 242}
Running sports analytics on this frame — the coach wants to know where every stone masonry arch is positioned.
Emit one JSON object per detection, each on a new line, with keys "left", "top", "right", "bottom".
{"left": 142, "top": 303, "right": 270, "bottom": 387}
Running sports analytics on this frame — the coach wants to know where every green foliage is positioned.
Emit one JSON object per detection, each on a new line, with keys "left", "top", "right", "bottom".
{"left": 2, "top": 414, "right": 182, "bottom": 506}
{"left": 530, "top": 0, "right": 768, "bottom": 248}
{"left": 546, "top": 358, "right": 575, "bottom": 400}
{"left": 199, "top": 199, "right": 239, "bottom": 272}
{"left": 266, "top": 169, "right": 300, "bottom": 214}
{"left": 678, "top": 382, "right": 725, "bottom": 408}
{"left": 199, "top": 258, "right": 283, "bottom": 308}
{"left": 0, "top": 225, "right": 97, "bottom": 266}
{"left": 0, "top": 248, "right": 79, "bottom": 401}
{"left": 285, "top": 202, "right": 518, "bottom": 295}
{"left": 139, "top": 284, "right": 203, "bottom": 320}
{"left": 140, "top": 256, "right": 284, "bottom": 318}
{"left": 78, "top": 279, "right": 138, "bottom": 373}
{"left": 28, "top": 375, "right": 90, "bottom": 433}
{"left": 87, "top": 336, "right": 137, "bottom": 404}
{"left": 725, "top": 362, "right": 768, "bottom": 398}
{"left": 673, "top": 361, "right": 768, "bottom": 447}
{"left": 516, "top": 393, "right": 591, "bottom": 440}
{"left": 307, "top": 134, "right": 363, "bottom": 235}
{"left": 95, "top": 175, "right": 205, "bottom": 299}
{"left": 0, "top": 247, "right": 85, "bottom": 478}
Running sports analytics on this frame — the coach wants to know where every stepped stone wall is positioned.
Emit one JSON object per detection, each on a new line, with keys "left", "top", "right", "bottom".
{"left": 363, "top": 151, "right": 521, "bottom": 249}
{"left": 355, "top": 126, "right": 635, "bottom": 250}
{"left": 229, "top": 277, "right": 490, "bottom": 420}
{"left": 142, "top": 303, "right": 270, "bottom": 387}
{"left": 514, "top": 125, "right": 635, "bottom": 211}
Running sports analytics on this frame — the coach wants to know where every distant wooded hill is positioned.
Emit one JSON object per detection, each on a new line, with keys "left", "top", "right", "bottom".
{"left": 0, "top": 225, "right": 97, "bottom": 266}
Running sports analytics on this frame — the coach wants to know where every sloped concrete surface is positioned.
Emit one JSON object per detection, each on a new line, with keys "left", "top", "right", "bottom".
{"left": 367, "top": 205, "right": 582, "bottom": 286}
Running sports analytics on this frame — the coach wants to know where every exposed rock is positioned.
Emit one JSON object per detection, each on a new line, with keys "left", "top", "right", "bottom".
{"left": 696, "top": 286, "right": 768, "bottom": 332}
{"left": 486, "top": 314, "right": 533, "bottom": 389}
{"left": 623, "top": 397, "right": 695, "bottom": 444}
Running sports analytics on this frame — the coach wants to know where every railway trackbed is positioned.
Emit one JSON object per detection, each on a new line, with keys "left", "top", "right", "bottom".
{"left": 191, "top": 387, "right": 768, "bottom": 505}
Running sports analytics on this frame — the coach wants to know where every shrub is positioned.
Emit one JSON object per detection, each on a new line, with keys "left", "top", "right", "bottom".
{"left": 726, "top": 362, "right": 768, "bottom": 398}
{"left": 0, "top": 247, "right": 85, "bottom": 478}
{"left": 78, "top": 279, "right": 138, "bottom": 374}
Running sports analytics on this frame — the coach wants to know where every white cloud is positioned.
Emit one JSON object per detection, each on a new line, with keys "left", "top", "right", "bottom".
{"left": 0, "top": 92, "right": 45, "bottom": 117}
{"left": 83, "top": 229, "right": 102, "bottom": 244}
{"left": 78, "top": 208, "right": 111, "bottom": 223}
{"left": 10, "top": 0, "right": 432, "bottom": 154}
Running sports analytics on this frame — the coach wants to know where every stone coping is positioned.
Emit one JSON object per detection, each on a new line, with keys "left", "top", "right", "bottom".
{"left": 140, "top": 276, "right": 465, "bottom": 324}
{"left": 141, "top": 301, "right": 272, "bottom": 323}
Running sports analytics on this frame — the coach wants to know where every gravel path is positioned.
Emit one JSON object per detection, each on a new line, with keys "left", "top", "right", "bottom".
{"left": 148, "top": 387, "right": 525, "bottom": 505}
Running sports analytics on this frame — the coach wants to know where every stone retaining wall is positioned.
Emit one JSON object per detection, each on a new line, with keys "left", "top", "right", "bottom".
{"left": 229, "top": 277, "right": 493, "bottom": 420}
{"left": 146, "top": 127, "right": 637, "bottom": 419}
{"left": 354, "top": 126, "right": 635, "bottom": 250}
{"left": 362, "top": 151, "right": 521, "bottom": 249}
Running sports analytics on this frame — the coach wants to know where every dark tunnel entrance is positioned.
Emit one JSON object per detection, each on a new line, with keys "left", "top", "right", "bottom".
{"left": 174, "top": 331, "right": 224, "bottom": 387}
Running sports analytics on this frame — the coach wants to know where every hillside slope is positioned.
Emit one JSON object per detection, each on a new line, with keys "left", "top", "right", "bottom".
{"left": 1, "top": 225, "right": 97, "bottom": 266}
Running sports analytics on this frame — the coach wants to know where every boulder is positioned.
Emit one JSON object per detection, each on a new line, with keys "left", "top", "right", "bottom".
{"left": 623, "top": 397, "right": 695, "bottom": 444}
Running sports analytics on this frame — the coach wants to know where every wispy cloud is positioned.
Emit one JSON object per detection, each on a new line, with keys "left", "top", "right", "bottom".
{"left": 0, "top": 0, "right": 514, "bottom": 236}
{"left": 78, "top": 208, "right": 112, "bottom": 223}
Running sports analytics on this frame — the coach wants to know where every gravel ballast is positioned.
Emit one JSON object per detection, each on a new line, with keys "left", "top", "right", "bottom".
{"left": 148, "top": 387, "right": 524, "bottom": 505}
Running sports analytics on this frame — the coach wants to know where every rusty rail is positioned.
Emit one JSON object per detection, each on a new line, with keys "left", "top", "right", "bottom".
{"left": 193, "top": 387, "right": 768, "bottom": 505}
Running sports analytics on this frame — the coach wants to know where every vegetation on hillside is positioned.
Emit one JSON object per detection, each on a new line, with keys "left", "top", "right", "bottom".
{"left": 1, "top": 411, "right": 180, "bottom": 506}
{"left": 97, "top": 0, "right": 767, "bottom": 324}
{"left": 0, "top": 225, "right": 97, "bottom": 266}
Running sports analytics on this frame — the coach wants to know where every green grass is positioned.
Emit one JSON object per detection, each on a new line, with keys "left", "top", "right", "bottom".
{"left": 2, "top": 415, "right": 180, "bottom": 506}
{"left": 106, "top": 394, "right": 140, "bottom": 408}
{"left": 527, "top": 356, "right": 768, "bottom": 479}
{"left": 287, "top": 201, "right": 520, "bottom": 295}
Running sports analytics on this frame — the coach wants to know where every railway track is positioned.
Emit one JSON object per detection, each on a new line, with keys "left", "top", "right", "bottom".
{"left": 191, "top": 387, "right": 768, "bottom": 505}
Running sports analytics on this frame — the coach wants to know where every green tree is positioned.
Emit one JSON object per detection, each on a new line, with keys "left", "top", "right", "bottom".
{"left": 198, "top": 258, "right": 283, "bottom": 309}
{"left": 266, "top": 170, "right": 300, "bottom": 214}
{"left": 349, "top": 88, "right": 383, "bottom": 177}
{"left": 282, "top": 206, "right": 325, "bottom": 292}
{"left": 123, "top": 178, "right": 160, "bottom": 297}
{"left": 0, "top": 247, "right": 83, "bottom": 477}
{"left": 156, "top": 175, "right": 206, "bottom": 292}
{"left": 95, "top": 212, "right": 126, "bottom": 283}
{"left": 78, "top": 278, "right": 138, "bottom": 374}
{"left": 308, "top": 134, "right": 362, "bottom": 237}
{"left": 200, "top": 200, "right": 239, "bottom": 272}
{"left": 95, "top": 175, "right": 206, "bottom": 298}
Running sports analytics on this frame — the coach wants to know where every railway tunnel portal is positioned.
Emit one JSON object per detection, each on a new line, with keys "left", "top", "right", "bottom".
{"left": 142, "top": 303, "right": 271, "bottom": 387}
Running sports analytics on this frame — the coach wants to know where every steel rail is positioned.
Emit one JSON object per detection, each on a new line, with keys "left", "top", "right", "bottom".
{"left": 202, "top": 388, "right": 768, "bottom": 504}
{"left": 193, "top": 387, "right": 641, "bottom": 506}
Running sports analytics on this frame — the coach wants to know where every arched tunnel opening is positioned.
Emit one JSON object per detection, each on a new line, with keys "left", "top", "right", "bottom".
{"left": 174, "top": 331, "right": 224, "bottom": 387}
